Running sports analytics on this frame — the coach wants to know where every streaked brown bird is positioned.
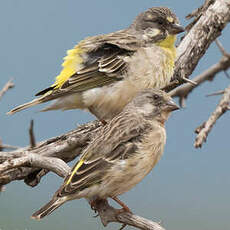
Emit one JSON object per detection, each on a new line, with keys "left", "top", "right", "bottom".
{"left": 8, "top": 7, "right": 184, "bottom": 121}
{"left": 31, "top": 89, "right": 179, "bottom": 220}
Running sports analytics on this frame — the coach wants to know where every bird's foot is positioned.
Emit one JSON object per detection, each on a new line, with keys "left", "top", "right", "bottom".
{"left": 111, "top": 196, "right": 132, "bottom": 214}
{"left": 100, "top": 119, "right": 107, "bottom": 125}
{"left": 90, "top": 199, "right": 98, "bottom": 213}
{"left": 90, "top": 198, "right": 107, "bottom": 214}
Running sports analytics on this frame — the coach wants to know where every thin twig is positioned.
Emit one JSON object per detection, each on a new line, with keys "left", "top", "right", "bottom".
{"left": 185, "top": 0, "right": 215, "bottom": 30}
{"left": 181, "top": 77, "right": 197, "bottom": 85}
{"left": 0, "top": 139, "right": 20, "bottom": 151}
{"left": 0, "top": 144, "right": 20, "bottom": 150}
{"left": 170, "top": 52, "right": 230, "bottom": 106}
{"left": 194, "top": 85, "right": 230, "bottom": 148}
{"left": 206, "top": 90, "right": 225, "bottom": 97}
{"left": 224, "top": 70, "right": 230, "bottom": 79}
{"left": 215, "top": 39, "right": 230, "bottom": 57}
{"left": 0, "top": 139, "right": 2, "bottom": 151}
{"left": 29, "top": 120, "right": 36, "bottom": 148}
{"left": 0, "top": 79, "right": 14, "bottom": 101}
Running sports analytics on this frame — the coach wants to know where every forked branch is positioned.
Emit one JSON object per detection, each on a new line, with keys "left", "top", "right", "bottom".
{"left": 170, "top": 43, "right": 230, "bottom": 106}
{"left": 194, "top": 85, "right": 230, "bottom": 148}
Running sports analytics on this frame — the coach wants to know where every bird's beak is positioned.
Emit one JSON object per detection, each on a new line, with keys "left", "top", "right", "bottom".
{"left": 170, "top": 23, "right": 185, "bottom": 34}
{"left": 164, "top": 99, "right": 180, "bottom": 111}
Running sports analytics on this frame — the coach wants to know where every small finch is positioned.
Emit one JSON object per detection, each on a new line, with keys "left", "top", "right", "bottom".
{"left": 31, "top": 89, "right": 179, "bottom": 220}
{"left": 8, "top": 7, "right": 184, "bottom": 121}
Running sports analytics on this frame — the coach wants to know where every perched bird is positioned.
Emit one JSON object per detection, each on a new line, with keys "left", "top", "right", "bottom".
{"left": 8, "top": 7, "right": 183, "bottom": 121}
{"left": 31, "top": 89, "right": 179, "bottom": 219}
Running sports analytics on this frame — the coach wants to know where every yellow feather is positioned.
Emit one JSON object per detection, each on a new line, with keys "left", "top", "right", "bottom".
{"left": 66, "top": 159, "right": 85, "bottom": 185}
{"left": 53, "top": 45, "right": 84, "bottom": 89}
{"left": 157, "top": 34, "right": 176, "bottom": 49}
{"left": 157, "top": 34, "right": 177, "bottom": 69}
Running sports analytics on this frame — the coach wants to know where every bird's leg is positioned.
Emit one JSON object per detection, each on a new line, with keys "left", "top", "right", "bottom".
{"left": 110, "top": 196, "right": 132, "bottom": 214}
{"left": 88, "top": 107, "right": 107, "bottom": 125}
{"left": 90, "top": 199, "right": 99, "bottom": 212}
{"left": 89, "top": 198, "right": 106, "bottom": 214}
{"left": 100, "top": 119, "right": 107, "bottom": 125}
{"left": 90, "top": 200, "right": 96, "bottom": 212}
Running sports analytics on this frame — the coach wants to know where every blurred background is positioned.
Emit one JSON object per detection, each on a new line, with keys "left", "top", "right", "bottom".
{"left": 0, "top": 0, "right": 229, "bottom": 230}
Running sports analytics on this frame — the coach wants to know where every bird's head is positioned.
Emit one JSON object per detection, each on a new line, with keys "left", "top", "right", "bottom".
{"left": 130, "top": 89, "right": 179, "bottom": 123}
{"left": 130, "top": 7, "right": 184, "bottom": 45}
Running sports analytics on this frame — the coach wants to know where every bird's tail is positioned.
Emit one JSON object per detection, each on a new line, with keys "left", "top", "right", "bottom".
{"left": 31, "top": 197, "right": 66, "bottom": 220}
{"left": 7, "top": 98, "right": 44, "bottom": 115}
{"left": 7, "top": 90, "right": 72, "bottom": 115}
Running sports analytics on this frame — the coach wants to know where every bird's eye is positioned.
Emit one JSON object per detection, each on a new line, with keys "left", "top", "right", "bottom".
{"left": 157, "top": 19, "right": 164, "bottom": 25}
{"left": 153, "top": 94, "right": 160, "bottom": 100}
{"left": 157, "top": 21, "right": 164, "bottom": 25}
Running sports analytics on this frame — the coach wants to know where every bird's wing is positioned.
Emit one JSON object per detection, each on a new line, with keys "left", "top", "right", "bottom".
{"left": 58, "top": 45, "right": 128, "bottom": 92}
{"left": 8, "top": 31, "right": 141, "bottom": 115}
{"left": 57, "top": 113, "right": 149, "bottom": 196}
{"left": 36, "top": 31, "right": 140, "bottom": 96}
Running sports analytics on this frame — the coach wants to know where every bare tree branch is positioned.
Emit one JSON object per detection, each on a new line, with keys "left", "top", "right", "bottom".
{"left": 185, "top": 0, "right": 215, "bottom": 30}
{"left": 1, "top": 0, "right": 230, "bottom": 188}
{"left": 0, "top": 154, "right": 71, "bottom": 178}
{"left": 0, "top": 79, "right": 14, "bottom": 101}
{"left": 0, "top": 120, "right": 101, "bottom": 186}
{"left": 194, "top": 85, "right": 230, "bottom": 148}
{"left": 206, "top": 90, "right": 225, "bottom": 97}
{"left": 170, "top": 47, "right": 230, "bottom": 106}
{"left": 1, "top": 1, "right": 230, "bottom": 228}
{"left": 94, "top": 199, "right": 165, "bottom": 230}
{"left": 172, "top": 0, "right": 230, "bottom": 87}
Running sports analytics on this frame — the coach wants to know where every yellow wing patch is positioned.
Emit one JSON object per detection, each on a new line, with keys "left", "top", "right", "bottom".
{"left": 66, "top": 159, "right": 85, "bottom": 185}
{"left": 53, "top": 45, "right": 84, "bottom": 89}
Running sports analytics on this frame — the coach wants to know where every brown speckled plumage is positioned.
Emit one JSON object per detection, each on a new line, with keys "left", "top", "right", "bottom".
{"left": 31, "top": 89, "right": 179, "bottom": 220}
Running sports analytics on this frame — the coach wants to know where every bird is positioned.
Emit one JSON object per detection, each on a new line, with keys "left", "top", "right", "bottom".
{"left": 31, "top": 88, "right": 179, "bottom": 220}
{"left": 8, "top": 7, "right": 184, "bottom": 121}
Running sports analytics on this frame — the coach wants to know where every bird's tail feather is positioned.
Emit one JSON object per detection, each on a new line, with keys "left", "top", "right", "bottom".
{"left": 7, "top": 98, "right": 45, "bottom": 115}
{"left": 31, "top": 197, "right": 66, "bottom": 220}
{"left": 7, "top": 90, "right": 60, "bottom": 115}
{"left": 7, "top": 90, "right": 74, "bottom": 115}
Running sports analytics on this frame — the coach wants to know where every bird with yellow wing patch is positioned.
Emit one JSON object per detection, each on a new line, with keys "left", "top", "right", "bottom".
{"left": 8, "top": 7, "right": 184, "bottom": 121}
{"left": 31, "top": 89, "right": 179, "bottom": 220}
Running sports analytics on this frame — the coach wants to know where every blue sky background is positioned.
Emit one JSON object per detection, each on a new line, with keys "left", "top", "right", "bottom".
{"left": 0, "top": 1, "right": 229, "bottom": 230}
